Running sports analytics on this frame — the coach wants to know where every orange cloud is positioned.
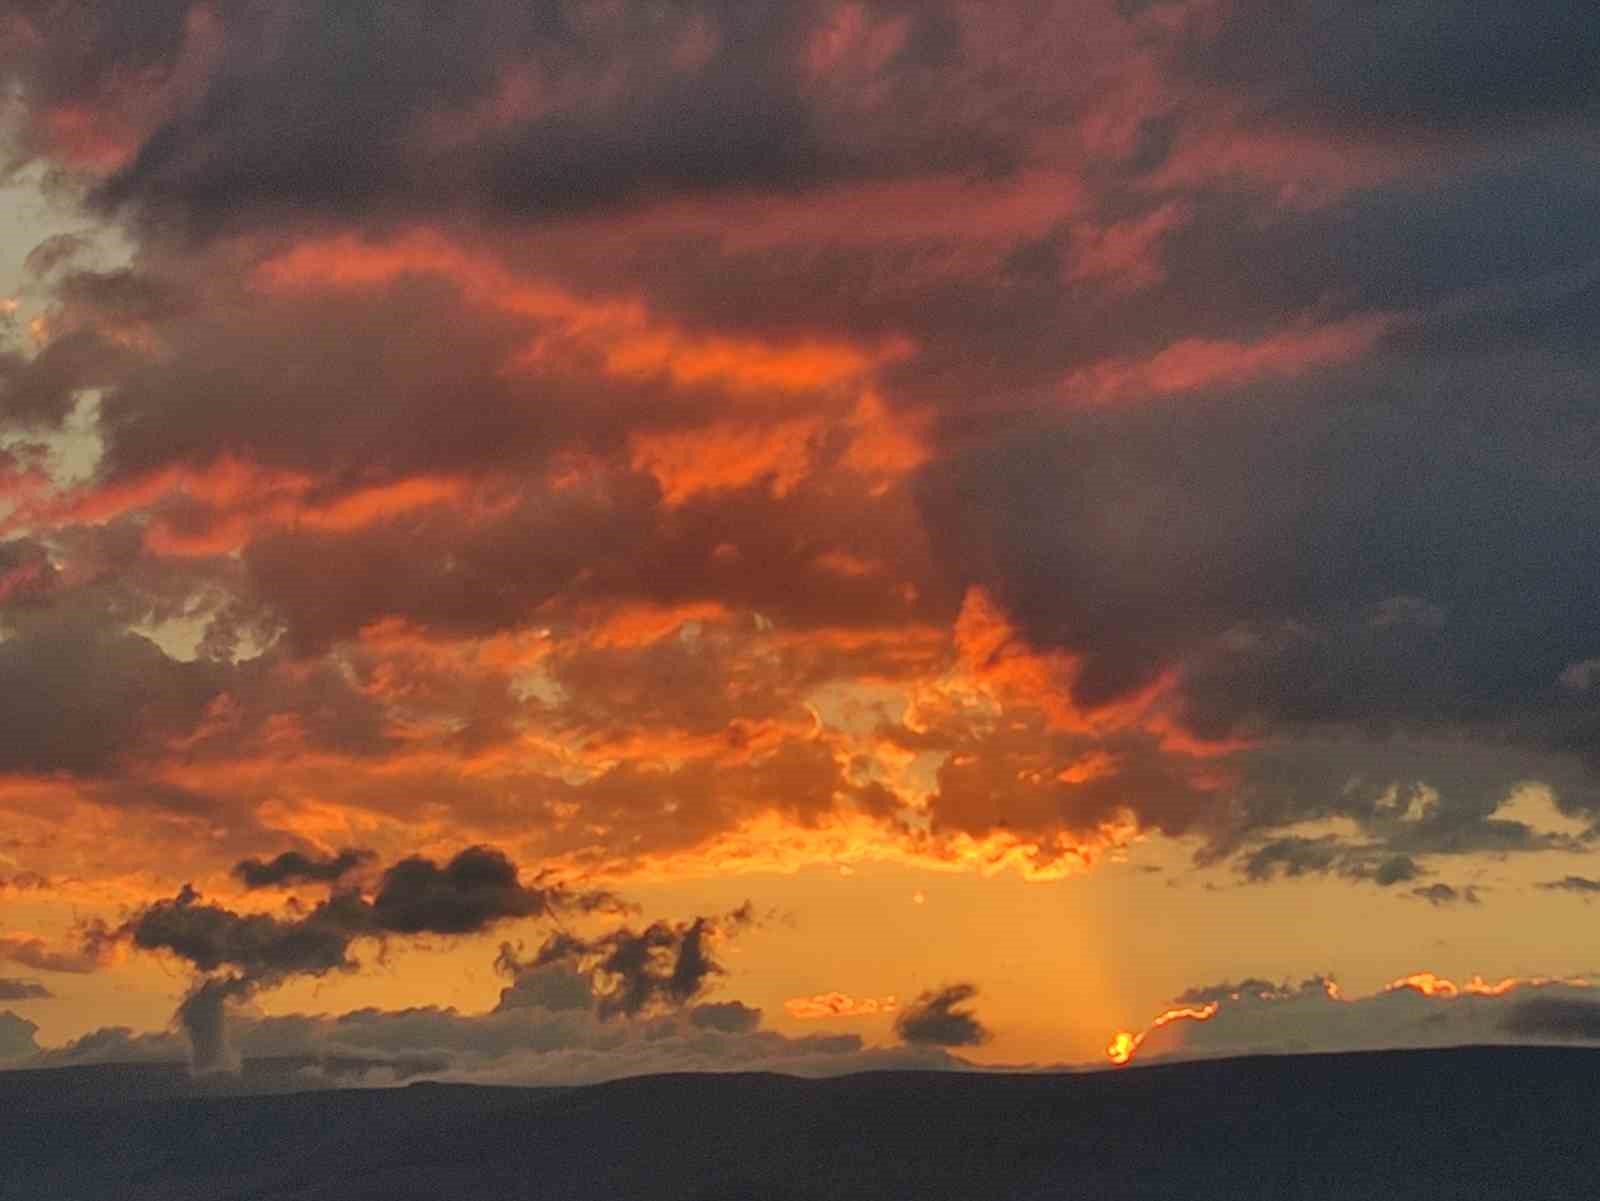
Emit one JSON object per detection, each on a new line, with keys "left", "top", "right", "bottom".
{"left": 0, "top": 930, "right": 116, "bottom": 975}
{"left": 784, "top": 991, "right": 899, "bottom": 1020}
{"left": 1385, "top": 972, "right": 1590, "bottom": 1000}
{"left": 10, "top": 454, "right": 487, "bottom": 555}
{"left": 257, "top": 232, "right": 910, "bottom": 401}
{"left": 1063, "top": 316, "right": 1396, "bottom": 406}
{"left": 629, "top": 419, "right": 825, "bottom": 506}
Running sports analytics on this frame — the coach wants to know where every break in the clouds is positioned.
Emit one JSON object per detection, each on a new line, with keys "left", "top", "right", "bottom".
{"left": 1, "top": 0, "right": 1599, "bottom": 1073}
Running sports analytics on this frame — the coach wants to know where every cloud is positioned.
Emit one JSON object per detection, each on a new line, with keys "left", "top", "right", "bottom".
{"left": 34, "top": 994, "right": 966, "bottom": 1087}
{"left": 1538, "top": 876, "right": 1600, "bottom": 896}
{"left": 1173, "top": 979, "right": 1302, "bottom": 1007}
{"left": 1111, "top": 972, "right": 1600, "bottom": 1066}
{"left": 369, "top": 846, "right": 612, "bottom": 935}
{"left": 233, "top": 848, "right": 376, "bottom": 890}
{"left": 0, "top": 929, "right": 115, "bottom": 975}
{"left": 1176, "top": 0, "right": 1600, "bottom": 135}
{"left": 173, "top": 975, "right": 252, "bottom": 1075}
{"left": 688, "top": 1001, "right": 763, "bottom": 1035}
{"left": 784, "top": 992, "right": 898, "bottom": 1020}
{"left": 527, "top": 905, "right": 755, "bottom": 1021}
{"left": 1410, "top": 883, "right": 1481, "bottom": 907}
{"left": 493, "top": 948, "right": 593, "bottom": 1015}
{"left": 123, "top": 845, "right": 619, "bottom": 1071}
{"left": 893, "top": 983, "right": 989, "bottom": 1047}
{"left": 126, "top": 884, "right": 365, "bottom": 980}
{"left": 4, "top": 0, "right": 1015, "bottom": 238}
{"left": 0, "top": 1011, "right": 41, "bottom": 1062}
{"left": 0, "top": 978, "right": 53, "bottom": 1001}
{"left": 1, "top": 0, "right": 1600, "bottom": 1092}
{"left": 1501, "top": 997, "right": 1600, "bottom": 1042}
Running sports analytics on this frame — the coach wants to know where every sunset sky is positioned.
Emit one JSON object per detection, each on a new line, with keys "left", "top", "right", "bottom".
{"left": 3, "top": 0, "right": 1600, "bottom": 1081}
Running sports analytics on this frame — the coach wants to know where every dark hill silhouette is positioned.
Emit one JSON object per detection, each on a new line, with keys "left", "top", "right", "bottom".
{"left": 1, "top": 1045, "right": 1593, "bottom": 1199}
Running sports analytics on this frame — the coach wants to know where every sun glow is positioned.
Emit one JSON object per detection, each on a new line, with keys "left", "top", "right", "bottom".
{"left": 1105, "top": 1003, "right": 1220, "bottom": 1066}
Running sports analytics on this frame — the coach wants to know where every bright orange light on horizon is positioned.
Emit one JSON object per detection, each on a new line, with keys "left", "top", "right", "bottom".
{"left": 1385, "top": 971, "right": 1589, "bottom": 1000}
{"left": 1108, "top": 971, "right": 1596, "bottom": 1066}
{"left": 1105, "top": 1002, "right": 1220, "bottom": 1066}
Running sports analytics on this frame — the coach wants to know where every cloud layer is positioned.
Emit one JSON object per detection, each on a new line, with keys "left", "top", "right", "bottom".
{"left": 1, "top": 0, "right": 1599, "bottom": 1071}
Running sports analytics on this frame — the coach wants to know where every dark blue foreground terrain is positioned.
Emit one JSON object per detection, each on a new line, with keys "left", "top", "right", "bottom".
{"left": 0, "top": 1045, "right": 1591, "bottom": 1199}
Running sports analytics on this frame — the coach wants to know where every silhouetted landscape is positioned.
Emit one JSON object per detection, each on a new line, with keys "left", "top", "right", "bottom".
{"left": 3, "top": 1045, "right": 1594, "bottom": 1200}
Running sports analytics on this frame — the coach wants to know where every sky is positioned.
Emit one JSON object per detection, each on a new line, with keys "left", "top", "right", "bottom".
{"left": 2, "top": 0, "right": 1600, "bottom": 1082}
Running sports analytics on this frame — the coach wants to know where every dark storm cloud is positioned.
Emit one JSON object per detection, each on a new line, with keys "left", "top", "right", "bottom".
{"left": 0, "top": 979, "right": 52, "bottom": 1001}
{"left": 893, "top": 983, "right": 989, "bottom": 1047}
{"left": 4, "top": 0, "right": 1003, "bottom": 237}
{"left": 1501, "top": 997, "right": 1600, "bottom": 1041}
{"left": 532, "top": 905, "right": 754, "bottom": 1020}
{"left": 233, "top": 849, "right": 376, "bottom": 890}
{"left": 921, "top": 345, "right": 1600, "bottom": 724}
{"left": 917, "top": 319, "right": 1600, "bottom": 867}
{"left": 1180, "top": 0, "right": 1600, "bottom": 134}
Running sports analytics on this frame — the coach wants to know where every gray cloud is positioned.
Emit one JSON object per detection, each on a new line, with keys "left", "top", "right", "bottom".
{"left": 0, "top": 1011, "right": 41, "bottom": 1062}
{"left": 233, "top": 849, "right": 376, "bottom": 890}
{"left": 0, "top": 926, "right": 115, "bottom": 975}
{"left": 1174, "top": 978, "right": 1318, "bottom": 1006}
{"left": 1501, "top": 997, "right": 1600, "bottom": 1042}
{"left": 1123, "top": 976, "right": 1600, "bottom": 1066}
{"left": 125, "top": 845, "right": 619, "bottom": 1071}
{"left": 1179, "top": 0, "right": 1600, "bottom": 135}
{"left": 1538, "top": 876, "right": 1600, "bottom": 896}
{"left": 0, "top": 979, "right": 53, "bottom": 1001}
{"left": 174, "top": 975, "right": 252, "bottom": 1075}
{"left": 3, "top": 0, "right": 1005, "bottom": 239}
{"left": 34, "top": 995, "right": 965, "bottom": 1086}
{"left": 530, "top": 905, "right": 755, "bottom": 1021}
{"left": 1410, "top": 883, "right": 1481, "bottom": 907}
{"left": 689, "top": 1001, "right": 763, "bottom": 1035}
{"left": 893, "top": 983, "right": 989, "bottom": 1047}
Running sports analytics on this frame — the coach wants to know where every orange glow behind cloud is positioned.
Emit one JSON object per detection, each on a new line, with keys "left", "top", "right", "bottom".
{"left": 257, "top": 232, "right": 912, "bottom": 400}
{"left": 1064, "top": 316, "right": 1397, "bottom": 407}
{"left": 784, "top": 992, "right": 899, "bottom": 1020}
{"left": 1105, "top": 1003, "right": 1220, "bottom": 1066}
{"left": 1384, "top": 972, "right": 1591, "bottom": 1000}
